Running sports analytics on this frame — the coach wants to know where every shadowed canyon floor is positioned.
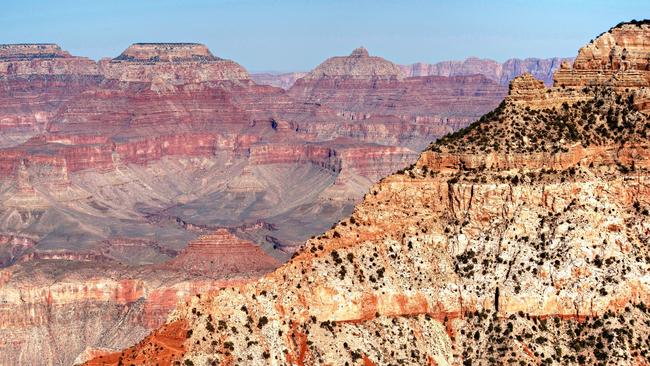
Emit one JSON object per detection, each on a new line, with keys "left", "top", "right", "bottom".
{"left": 84, "top": 21, "right": 650, "bottom": 366}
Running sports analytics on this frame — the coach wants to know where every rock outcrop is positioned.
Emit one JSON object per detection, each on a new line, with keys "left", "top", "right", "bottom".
{"left": 554, "top": 21, "right": 650, "bottom": 94}
{"left": 0, "top": 43, "right": 99, "bottom": 76}
{"left": 87, "top": 20, "right": 650, "bottom": 366}
{"left": 99, "top": 43, "right": 250, "bottom": 85}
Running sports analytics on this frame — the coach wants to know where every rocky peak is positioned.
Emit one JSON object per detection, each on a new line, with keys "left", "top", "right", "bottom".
{"left": 507, "top": 72, "right": 545, "bottom": 94}
{"left": 554, "top": 19, "right": 650, "bottom": 88}
{"left": 305, "top": 47, "right": 404, "bottom": 80}
{"left": 350, "top": 46, "right": 369, "bottom": 58}
{"left": 114, "top": 43, "right": 218, "bottom": 62}
{"left": 576, "top": 21, "right": 650, "bottom": 71}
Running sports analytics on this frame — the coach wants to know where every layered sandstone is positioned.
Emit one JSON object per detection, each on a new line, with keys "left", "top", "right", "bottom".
{"left": 0, "top": 43, "right": 99, "bottom": 76}
{"left": 1, "top": 30, "right": 624, "bottom": 366}
{"left": 0, "top": 229, "right": 272, "bottom": 365}
{"left": 87, "top": 21, "right": 650, "bottom": 366}
{"left": 0, "top": 41, "right": 472, "bottom": 365}
{"left": 304, "top": 47, "right": 405, "bottom": 80}
{"left": 0, "top": 44, "right": 101, "bottom": 146}
{"left": 160, "top": 229, "right": 280, "bottom": 276}
{"left": 554, "top": 21, "right": 650, "bottom": 88}
{"left": 99, "top": 43, "right": 250, "bottom": 84}
{"left": 289, "top": 48, "right": 507, "bottom": 148}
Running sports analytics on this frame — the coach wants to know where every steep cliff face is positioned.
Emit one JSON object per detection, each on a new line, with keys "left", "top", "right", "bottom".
{"left": 554, "top": 21, "right": 650, "bottom": 112}
{"left": 87, "top": 21, "right": 650, "bottom": 366}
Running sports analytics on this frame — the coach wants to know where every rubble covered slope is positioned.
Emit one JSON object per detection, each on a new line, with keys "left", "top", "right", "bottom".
{"left": 85, "top": 20, "right": 650, "bottom": 366}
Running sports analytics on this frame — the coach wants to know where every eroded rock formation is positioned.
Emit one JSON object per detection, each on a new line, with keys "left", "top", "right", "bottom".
{"left": 0, "top": 40, "right": 508, "bottom": 365}
{"left": 289, "top": 48, "right": 507, "bottom": 150}
{"left": 99, "top": 43, "right": 250, "bottom": 85}
{"left": 86, "top": 20, "right": 650, "bottom": 366}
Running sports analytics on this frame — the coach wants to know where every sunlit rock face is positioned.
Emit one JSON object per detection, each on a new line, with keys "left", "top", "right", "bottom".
{"left": 84, "top": 20, "right": 650, "bottom": 366}
{"left": 554, "top": 21, "right": 650, "bottom": 88}
{"left": 98, "top": 43, "right": 250, "bottom": 85}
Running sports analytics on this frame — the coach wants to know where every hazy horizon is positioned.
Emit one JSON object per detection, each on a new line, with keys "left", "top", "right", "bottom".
{"left": 2, "top": 0, "right": 648, "bottom": 72}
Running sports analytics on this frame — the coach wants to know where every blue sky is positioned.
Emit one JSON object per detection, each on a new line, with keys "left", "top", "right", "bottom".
{"left": 1, "top": 0, "right": 648, "bottom": 72}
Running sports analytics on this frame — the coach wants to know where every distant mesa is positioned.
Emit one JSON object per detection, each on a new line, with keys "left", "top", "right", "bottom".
{"left": 0, "top": 43, "right": 98, "bottom": 76}
{"left": 113, "top": 42, "right": 220, "bottom": 62}
{"left": 0, "top": 43, "right": 71, "bottom": 60}
{"left": 400, "top": 56, "right": 574, "bottom": 87}
{"left": 101, "top": 42, "right": 250, "bottom": 83}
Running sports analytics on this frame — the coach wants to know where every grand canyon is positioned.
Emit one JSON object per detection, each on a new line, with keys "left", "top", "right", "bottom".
{"left": 0, "top": 5, "right": 648, "bottom": 366}
{"left": 0, "top": 36, "right": 517, "bottom": 365}
{"left": 77, "top": 20, "right": 650, "bottom": 366}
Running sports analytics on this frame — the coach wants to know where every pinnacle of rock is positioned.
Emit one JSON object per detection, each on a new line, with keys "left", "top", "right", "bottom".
{"left": 350, "top": 47, "right": 369, "bottom": 57}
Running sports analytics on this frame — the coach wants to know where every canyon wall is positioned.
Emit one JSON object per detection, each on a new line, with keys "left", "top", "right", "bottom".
{"left": 86, "top": 21, "right": 650, "bottom": 366}
{"left": 0, "top": 40, "right": 511, "bottom": 365}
